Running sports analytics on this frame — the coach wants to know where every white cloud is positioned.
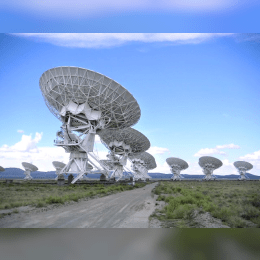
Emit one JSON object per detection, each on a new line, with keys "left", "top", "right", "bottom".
{"left": 194, "top": 143, "right": 240, "bottom": 157}
{"left": 149, "top": 161, "right": 171, "bottom": 174}
{"left": 0, "top": 133, "right": 71, "bottom": 171}
{"left": 194, "top": 148, "right": 226, "bottom": 157}
{"left": 147, "top": 146, "right": 170, "bottom": 155}
{"left": 240, "top": 150, "right": 260, "bottom": 161}
{"left": 1, "top": 1, "right": 256, "bottom": 18}
{"left": 1, "top": 132, "right": 43, "bottom": 153}
{"left": 239, "top": 150, "right": 260, "bottom": 175}
{"left": 216, "top": 143, "right": 240, "bottom": 149}
{"left": 12, "top": 33, "right": 234, "bottom": 49}
{"left": 17, "top": 130, "right": 24, "bottom": 133}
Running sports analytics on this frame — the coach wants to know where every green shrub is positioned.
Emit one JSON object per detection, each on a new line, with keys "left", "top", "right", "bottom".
{"left": 212, "top": 207, "right": 232, "bottom": 221}
{"left": 157, "top": 195, "right": 166, "bottom": 201}
{"left": 241, "top": 205, "right": 260, "bottom": 220}
{"left": 45, "top": 196, "right": 64, "bottom": 204}
{"left": 228, "top": 216, "right": 248, "bottom": 228}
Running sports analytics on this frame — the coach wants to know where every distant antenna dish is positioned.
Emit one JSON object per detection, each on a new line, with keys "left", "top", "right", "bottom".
{"left": 52, "top": 161, "right": 66, "bottom": 170}
{"left": 129, "top": 152, "right": 156, "bottom": 180}
{"left": 22, "top": 162, "right": 38, "bottom": 180}
{"left": 40, "top": 66, "right": 141, "bottom": 184}
{"left": 98, "top": 128, "right": 150, "bottom": 156}
{"left": 52, "top": 161, "right": 66, "bottom": 180}
{"left": 234, "top": 161, "right": 253, "bottom": 180}
{"left": 166, "top": 157, "right": 189, "bottom": 180}
{"left": 0, "top": 166, "right": 5, "bottom": 172}
{"left": 98, "top": 128, "right": 150, "bottom": 181}
{"left": 198, "top": 156, "right": 222, "bottom": 181}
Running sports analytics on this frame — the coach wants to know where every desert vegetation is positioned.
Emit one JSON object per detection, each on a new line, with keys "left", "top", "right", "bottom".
{"left": 151, "top": 181, "right": 260, "bottom": 228}
{"left": 0, "top": 182, "right": 146, "bottom": 215}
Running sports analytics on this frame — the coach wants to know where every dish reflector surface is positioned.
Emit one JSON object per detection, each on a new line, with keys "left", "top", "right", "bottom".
{"left": 22, "top": 162, "right": 38, "bottom": 172}
{"left": 199, "top": 156, "right": 222, "bottom": 169}
{"left": 39, "top": 66, "right": 141, "bottom": 129}
{"left": 234, "top": 161, "right": 253, "bottom": 171}
{"left": 166, "top": 157, "right": 189, "bottom": 170}
{"left": 98, "top": 128, "right": 150, "bottom": 155}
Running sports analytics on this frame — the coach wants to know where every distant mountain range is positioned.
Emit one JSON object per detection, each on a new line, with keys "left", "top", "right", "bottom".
{"left": 1, "top": 168, "right": 259, "bottom": 180}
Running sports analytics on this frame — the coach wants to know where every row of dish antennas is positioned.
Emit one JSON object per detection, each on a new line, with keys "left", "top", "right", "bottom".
{"left": 39, "top": 66, "right": 156, "bottom": 183}
{"left": 20, "top": 161, "right": 93, "bottom": 180}
{"left": 166, "top": 156, "right": 254, "bottom": 181}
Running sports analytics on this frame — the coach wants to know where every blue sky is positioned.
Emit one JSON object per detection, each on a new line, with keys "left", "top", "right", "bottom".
{"left": 0, "top": 33, "right": 259, "bottom": 175}
{"left": 1, "top": 1, "right": 260, "bottom": 32}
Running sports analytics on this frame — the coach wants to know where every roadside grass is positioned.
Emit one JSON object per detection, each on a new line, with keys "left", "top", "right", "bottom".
{"left": 0, "top": 182, "right": 146, "bottom": 210}
{"left": 152, "top": 181, "right": 260, "bottom": 228}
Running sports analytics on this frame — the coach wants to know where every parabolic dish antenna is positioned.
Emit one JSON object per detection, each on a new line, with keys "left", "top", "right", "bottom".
{"left": 129, "top": 152, "right": 156, "bottom": 170}
{"left": 129, "top": 152, "right": 156, "bottom": 180}
{"left": 22, "top": 162, "right": 38, "bottom": 180}
{"left": 166, "top": 157, "right": 188, "bottom": 180}
{"left": 234, "top": 161, "right": 253, "bottom": 180}
{"left": 0, "top": 166, "right": 5, "bottom": 172}
{"left": 98, "top": 128, "right": 150, "bottom": 181}
{"left": 52, "top": 161, "right": 66, "bottom": 170}
{"left": 53, "top": 161, "right": 66, "bottom": 180}
{"left": 166, "top": 157, "right": 189, "bottom": 170}
{"left": 39, "top": 66, "right": 141, "bottom": 130}
{"left": 22, "top": 162, "right": 38, "bottom": 172}
{"left": 198, "top": 156, "right": 222, "bottom": 180}
{"left": 98, "top": 127, "right": 150, "bottom": 156}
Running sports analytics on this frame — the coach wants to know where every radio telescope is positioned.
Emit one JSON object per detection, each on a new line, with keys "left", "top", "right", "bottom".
{"left": 98, "top": 128, "right": 150, "bottom": 181}
{"left": 129, "top": 152, "right": 156, "bottom": 180}
{"left": 39, "top": 66, "right": 141, "bottom": 183}
{"left": 198, "top": 156, "right": 222, "bottom": 180}
{"left": 0, "top": 166, "right": 5, "bottom": 172}
{"left": 22, "top": 162, "right": 38, "bottom": 180}
{"left": 52, "top": 161, "right": 66, "bottom": 180}
{"left": 234, "top": 161, "right": 253, "bottom": 180}
{"left": 166, "top": 157, "right": 188, "bottom": 181}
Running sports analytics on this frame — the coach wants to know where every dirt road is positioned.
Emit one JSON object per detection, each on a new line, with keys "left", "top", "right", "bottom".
{"left": 0, "top": 183, "right": 158, "bottom": 228}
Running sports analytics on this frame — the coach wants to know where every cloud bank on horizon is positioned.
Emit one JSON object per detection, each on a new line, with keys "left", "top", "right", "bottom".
{"left": 2, "top": 1, "right": 258, "bottom": 17}
{"left": 194, "top": 144, "right": 241, "bottom": 157}
{"left": 12, "top": 33, "right": 235, "bottom": 49}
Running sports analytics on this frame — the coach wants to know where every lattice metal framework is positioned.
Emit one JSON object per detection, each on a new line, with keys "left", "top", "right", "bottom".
{"left": 100, "top": 160, "right": 114, "bottom": 171}
{"left": 22, "top": 162, "right": 38, "bottom": 180}
{"left": 199, "top": 156, "right": 222, "bottom": 180}
{"left": 166, "top": 157, "right": 188, "bottom": 180}
{"left": 0, "top": 166, "right": 5, "bottom": 172}
{"left": 234, "top": 161, "right": 253, "bottom": 180}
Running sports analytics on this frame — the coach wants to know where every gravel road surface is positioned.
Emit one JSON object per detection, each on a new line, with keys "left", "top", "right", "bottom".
{"left": 0, "top": 183, "right": 158, "bottom": 228}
